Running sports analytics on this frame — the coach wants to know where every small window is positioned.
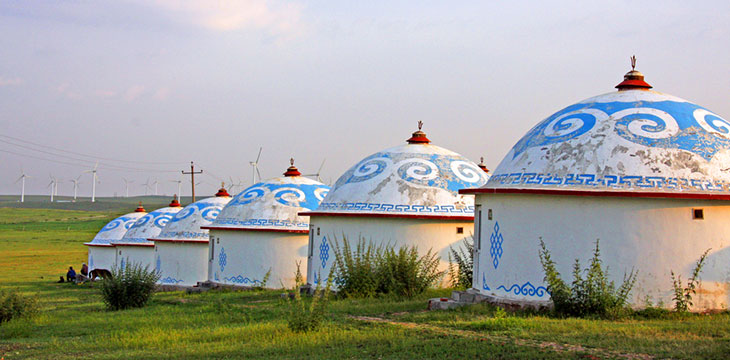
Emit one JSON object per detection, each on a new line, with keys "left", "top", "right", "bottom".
{"left": 693, "top": 208, "right": 704, "bottom": 220}
{"left": 456, "top": 227, "right": 464, "bottom": 234}
{"left": 317, "top": 227, "right": 320, "bottom": 235}
{"left": 119, "top": 250, "right": 122, "bottom": 255}
{"left": 217, "top": 237, "right": 220, "bottom": 244}
{"left": 488, "top": 209, "right": 493, "bottom": 220}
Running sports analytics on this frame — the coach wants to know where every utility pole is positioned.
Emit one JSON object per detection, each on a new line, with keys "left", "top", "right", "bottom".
{"left": 181, "top": 161, "right": 203, "bottom": 202}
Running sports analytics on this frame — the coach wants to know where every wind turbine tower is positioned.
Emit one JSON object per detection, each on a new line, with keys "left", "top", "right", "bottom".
{"left": 169, "top": 179, "right": 182, "bottom": 199}
{"left": 48, "top": 175, "right": 57, "bottom": 202}
{"left": 70, "top": 175, "right": 82, "bottom": 201}
{"left": 84, "top": 162, "right": 99, "bottom": 202}
{"left": 249, "top": 147, "right": 262, "bottom": 185}
{"left": 15, "top": 170, "right": 31, "bottom": 203}
{"left": 122, "top": 178, "right": 134, "bottom": 198}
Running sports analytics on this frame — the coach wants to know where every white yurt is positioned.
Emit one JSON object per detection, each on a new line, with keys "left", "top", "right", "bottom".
{"left": 112, "top": 196, "right": 183, "bottom": 271}
{"left": 84, "top": 203, "right": 147, "bottom": 273}
{"left": 462, "top": 60, "right": 730, "bottom": 310}
{"left": 301, "top": 124, "right": 490, "bottom": 286}
{"left": 203, "top": 160, "right": 330, "bottom": 288}
{"left": 152, "top": 187, "right": 231, "bottom": 286}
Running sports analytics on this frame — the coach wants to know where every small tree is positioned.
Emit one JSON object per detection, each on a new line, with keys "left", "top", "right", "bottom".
{"left": 0, "top": 289, "right": 39, "bottom": 324}
{"left": 448, "top": 236, "right": 474, "bottom": 289}
{"left": 100, "top": 262, "right": 160, "bottom": 311}
{"left": 671, "top": 248, "right": 710, "bottom": 312}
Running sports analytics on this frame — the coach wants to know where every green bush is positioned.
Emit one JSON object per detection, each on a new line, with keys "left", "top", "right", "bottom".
{"left": 0, "top": 290, "right": 39, "bottom": 324}
{"left": 448, "top": 237, "right": 474, "bottom": 289}
{"left": 287, "top": 264, "right": 331, "bottom": 333}
{"left": 332, "top": 238, "right": 445, "bottom": 298}
{"left": 100, "top": 261, "right": 160, "bottom": 311}
{"left": 539, "top": 239, "right": 637, "bottom": 319}
{"left": 671, "top": 248, "right": 710, "bottom": 312}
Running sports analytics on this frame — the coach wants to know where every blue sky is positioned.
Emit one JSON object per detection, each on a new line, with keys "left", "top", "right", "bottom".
{"left": 1, "top": 1, "right": 728, "bottom": 198}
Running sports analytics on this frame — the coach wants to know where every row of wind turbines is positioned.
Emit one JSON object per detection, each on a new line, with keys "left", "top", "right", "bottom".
{"left": 12, "top": 148, "right": 328, "bottom": 203}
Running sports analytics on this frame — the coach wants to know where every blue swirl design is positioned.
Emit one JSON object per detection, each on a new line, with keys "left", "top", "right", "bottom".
{"left": 132, "top": 214, "right": 152, "bottom": 228}
{"left": 227, "top": 183, "right": 330, "bottom": 211}
{"left": 124, "top": 221, "right": 136, "bottom": 229}
{"left": 489, "top": 222, "right": 504, "bottom": 269}
{"left": 497, "top": 281, "right": 548, "bottom": 297}
{"left": 319, "top": 237, "right": 330, "bottom": 268}
{"left": 201, "top": 206, "right": 222, "bottom": 221}
{"left": 100, "top": 218, "right": 124, "bottom": 232}
{"left": 224, "top": 275, "right": 261, "bottom": 285}
{"left": 153, "top": 214, "right": 173, "bottom": 228}
{"left": 333, "top": 152, "right": 489, "bottom": 193}
{"left": 160, "top": 276, "right": 184, "bottom": 284}
{"left": 510, "top": 100, "right": 730, "bottom": 161}
{"left": 171, "top": 206, "right": 196, "bottom": 222}
{"left": 481, "top": 273, "right": 490, "bottom": 291}
{"left": 219, "top": 247, "right": 227, "bottom": 272}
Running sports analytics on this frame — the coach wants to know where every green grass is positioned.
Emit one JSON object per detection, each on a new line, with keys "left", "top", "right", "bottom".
{"left": 0, "top": 208, "right": 729, "bottom": 359}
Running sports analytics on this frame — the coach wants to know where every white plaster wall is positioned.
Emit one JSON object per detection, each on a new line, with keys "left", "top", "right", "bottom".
{"left": 306, "top": 216, "right": 474, "bottom": 286}
{"left": 156, "top": 242, "right": 208, "bottom": 286}
{"left": 473, "top": 193, "right": 730, "bottom": 310}
{"left": 208, "top": 230, "right": 308, "bottom": 288}
{"left": 115, "top": 246, "right": 155, "bottom": 272}
{"left": 88, "top": 247, "right": 116, "bottom": 272}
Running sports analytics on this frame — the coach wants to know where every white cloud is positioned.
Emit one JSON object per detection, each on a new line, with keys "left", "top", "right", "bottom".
{"left": 124, "top": 85, "right": 145, "bottom": 102}
{"left": 144, "top": 0, "right": 303, "bottom": 36}
{"left": 0, "top": 76, "right": 24, "bottom": 86}
{"left": 55, "top": 83, "right": 82, "bottom": 99}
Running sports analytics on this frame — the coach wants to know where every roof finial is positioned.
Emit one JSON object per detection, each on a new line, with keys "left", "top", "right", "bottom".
{"left": 407, "top": 121, "right": 431, "bottom": 144}
{"left": 477, "top": 156, "right": 489, "bottom": 173}
{"left": 480, "top": 156, "right": 484, "bottom": 163}
{"left": 135, "top": 201, "right": 146, "bottom": 212}
{"left": 221, "top": 181, "right": 225, "bottom": 188}
{"left": 630, "top": 55, "right": 636, "bottom": 70}
{"left": 418, "top": 120, "right": 423, "bottom": 130}
{"left": 290, "top": 157, "right": 295, "bottom": 166}
{"left": 215, "top": 183, "right": 231, "bottom": 197}
{"left": 169, "top": 194, "right": 181, "bottom": 207}
{"left": 284, "top": 158, "right": 301, "bottom": 177}
{"left": 615, "top": 55, "right": 652, "bottom": 91}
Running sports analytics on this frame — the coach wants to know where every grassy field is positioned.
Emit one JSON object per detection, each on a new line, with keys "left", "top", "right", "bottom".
{"left": 0, "top": 208, "right": 729, "bottom": 359}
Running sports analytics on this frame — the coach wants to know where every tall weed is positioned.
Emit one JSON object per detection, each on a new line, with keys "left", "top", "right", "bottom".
{"left": 287, "top": 263, "right": 331, "bottom": 332}
{"left": 448, "top": 236, "right": 474, "bottom": 289}
{"left": 671, "top": 248, "right": 710, "bottom": 312}
{"left": 100, "top": 261, "right": 160, "bottom": 311}
{"left": 0, "top": 289, "right": 39, "bottom": 324}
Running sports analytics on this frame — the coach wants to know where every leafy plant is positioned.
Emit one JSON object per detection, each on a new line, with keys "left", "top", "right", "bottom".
{"left": 332, "top": 237, "right": 445, "bottom": 299}
{"left": 539, "top": 238, "right": 637, "bottom": 318}
{"left": 286, "top": 264, "right": 331, "bottom": 333}
{"left": 671, "top": 248, "right": 710, "bottom": 312}
{"left": 100, "top": 261, "right": 160, "bottom": 311}
{"left": 252, "top": 269, "right": 272, "bottom": 290}
{"left": 0, "top": 289, "right": 39, "bottom": 324}
{"left": 448, "top": 236, "right": 474, "bottom": 289}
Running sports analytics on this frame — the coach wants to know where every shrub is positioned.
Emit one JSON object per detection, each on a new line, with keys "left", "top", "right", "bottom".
{"left": 0, "top": 290, "right": 39, "bottom": 324}
{"left": 100, "top": 261, "right": 160, "bottom": 310}
{"left": 448, "top": 236, "right": 474, "bottom": 289}
{"left": 287, "top": 264, "right": 331, "bottom": 333}
{"left": 671, "top": 248, "right": 710, "bottom": 312}
{"left": 539, "top": 239, "right": 637, "bottom": 318}
{"left": 332, "top": 238, "right": 445, "bottom": 298}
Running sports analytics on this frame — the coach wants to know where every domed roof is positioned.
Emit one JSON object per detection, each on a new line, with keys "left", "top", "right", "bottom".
{"left": 153, "top": 188, "right": 231, "bottom": 242}
{"left": 85, "top": 207, "right": 146, "bottom": 246}
{"left": 308, "top": 124, "right": 489, "bottom": 217}
{"left": 481, "top": 61, "right": 730, "bottom": 196}
{"left": 207, "top": 160, "right": 330, "bottom": 232}
{"left": 113, "top": 197, "right": 183, "bottom": 245}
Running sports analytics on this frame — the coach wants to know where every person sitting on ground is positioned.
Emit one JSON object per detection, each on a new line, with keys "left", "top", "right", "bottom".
{"left": 66, "top": 266, "right": 76, "bottom": 283}
{"left": 76, "top": 263, "right": 89, "bottom": 282}
{"left": 81, "top": 263, "right": 88, "bottom": 277}
{"left": 57, "top": 276, "right": 65, "bottom": 283}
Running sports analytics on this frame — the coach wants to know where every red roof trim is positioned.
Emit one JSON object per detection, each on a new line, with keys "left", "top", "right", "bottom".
{"left": 112, "top": 243, "right": 155, "bottom": 247}
{"left": 299, "top": 211, "right": 474, "bottom": 221}
{"left": 201, "top": 226, "right": 309, "bottom": 234}
{"left": 150, "top": 238, "right": 209, "bottom": 244}
{"left": 459, "top": 187, "right": 730, "bottom": 200}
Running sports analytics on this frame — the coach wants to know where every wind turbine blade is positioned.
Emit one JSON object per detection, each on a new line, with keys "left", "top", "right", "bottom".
{"left": 318, "top": 159, "right": 326, "bottom": 173}
{"left": 255, "top": 147, "right": 263, "bottom": 163}
{"left": 15, "top": 176, "right": 23, "bottom": 183}
{"left": 256, "top": 167, "right": 262, "bottom": 182}
{"left": 93, "top": 161, "right": 99, "bottom": 171}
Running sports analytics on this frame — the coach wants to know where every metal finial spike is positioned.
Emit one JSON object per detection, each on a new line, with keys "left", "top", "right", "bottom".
{"left": 480, "top": 156, "right": 484, "bottom": 163}
{"left": 173, "top": 194, "right": 177, "bottom": 200}
{"left": 221, "top": 181, "right": 225, "bottom": 188}
{"left": 138, "top": 201, "right": 142, "bottom": 206}
{"left": 630, "top": 55, "right": 636, "bottom": 70}
{"left": 417, "top": 120, "right": 423, "bottom": 130}
{"left": 290, "top": 158, "right": 294, "bottom": 166}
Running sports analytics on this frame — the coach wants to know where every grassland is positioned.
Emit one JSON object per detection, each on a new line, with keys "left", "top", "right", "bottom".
{"left": 1, "top": 208, "right": 729, "bottom": 359}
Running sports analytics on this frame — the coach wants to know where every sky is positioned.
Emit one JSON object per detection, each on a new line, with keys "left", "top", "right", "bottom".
{"left": 1, "top": 1, "right": 729, "bottom": 199}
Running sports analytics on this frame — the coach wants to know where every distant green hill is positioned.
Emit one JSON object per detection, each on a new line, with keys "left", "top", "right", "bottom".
{"left": 0, "top": 195, "right": 197, "bottom": 214}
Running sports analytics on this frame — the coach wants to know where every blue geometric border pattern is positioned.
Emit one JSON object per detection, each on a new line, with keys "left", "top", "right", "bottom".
{"left": 223, "top": 275, "right": 262, "bottom": 285}
{"left": 213, "top": 217, "right": 309, "bottom": 228}
{"left": 510, "top": 100, "right": 730, "bottom": 160}
{"left": 317, "top": 202, "right": 475, "bottom": 215}
{"left": 160, "top": 276, "right": 184, "bottom": 284}
{"left": 497, "top": 281, "right": 549, "bottom": 297}
{"left": 487, "top": 172, "right": 730, "bottom": 193}
{"left": 170, "top": 202, "right": 223, "bottom": 223}
{"left": 157, "top": 231, "right": 209, "bottom": 240}
{"left": 333, "top": 151, "right": 489, "bottom": 193}
{"left": 489, "top": 222, "right": 504, "bottom": 269}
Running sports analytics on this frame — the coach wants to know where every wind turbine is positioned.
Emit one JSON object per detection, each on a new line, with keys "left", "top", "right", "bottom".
{"left": 15, "top": 169, "right": 31, "bottom": 203}
{"left": 142, "top": 178, "right": 152, "bottom": 196}
{"left": 304, "top": 159, "right": 326, "bottom": 182}
{"left": 47, "top": 175, "right": 57, "bottom": 202}
{"left": 169, "top": 179, "right": 182, "bottom": 199}
{"left": 69, "top": 175, "right": 82, "bottom": 201}
{"left": 249, "top": 147, "right": 263, "bottom": 185}
{"left": 152, "top": 178, "right": 159, "bottom": 196}
{"left": 122, "top": 178, "right": 134, "bottom": 198}
{"left": 84, "top": 162, "right": 100, "bottom": 202}
{"left": 227, "top": 176, "right": 244, "bottom": 194}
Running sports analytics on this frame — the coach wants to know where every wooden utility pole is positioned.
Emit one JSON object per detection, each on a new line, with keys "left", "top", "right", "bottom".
{"left": 181, "top": 161, "right": 203, "bottom": 202}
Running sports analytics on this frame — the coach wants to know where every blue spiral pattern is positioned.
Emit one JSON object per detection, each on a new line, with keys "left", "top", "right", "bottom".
{"left": 224, "top": 183, "right": 330, "bottom": 213}
{"left": 497, "top": 282, "right": 548, "bottom": 297}
{"left": 153, "top": 214, "right": 173, "bottom": 228}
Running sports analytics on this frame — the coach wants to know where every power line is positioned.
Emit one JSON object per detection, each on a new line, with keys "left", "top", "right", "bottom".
{"left": 0, "top": 147, "right": 179, "bottom": 173}
{"left": 0, "top": 133, "right": 186, "bottom": 165}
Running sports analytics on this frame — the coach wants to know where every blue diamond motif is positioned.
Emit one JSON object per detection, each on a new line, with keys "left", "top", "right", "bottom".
{"left": 489, "top": 222, "right": 504, "bottom": 269}
{"left": 219, "top": 247, "right": 227, "bottom": 272}
{"left": 319, "top": 237, "right": 330, "bottom": 268}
